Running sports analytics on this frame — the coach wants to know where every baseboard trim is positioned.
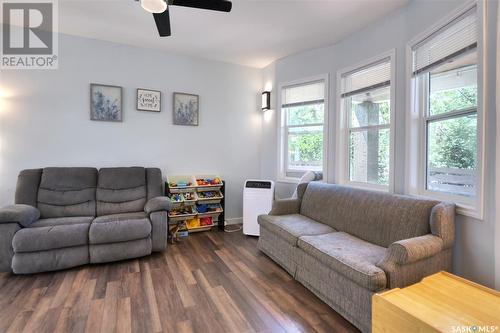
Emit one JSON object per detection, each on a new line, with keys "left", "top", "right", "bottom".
{"left": 225, "top": 217, "right": 242, "bottom": 226}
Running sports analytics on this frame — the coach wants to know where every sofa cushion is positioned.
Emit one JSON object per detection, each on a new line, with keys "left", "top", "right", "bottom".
{"left": 258, "top": 213, "right": 335, "bottom": 245}
{"left": 96, "top": 167, "right": 147, "bottom": 216}
{"left": 12, "top": 246, "right": 89, "bottom": 274}
{"left": 89, "top": 212, "right": 151, "bottom": 244}
{"left": 298, "top": 232, "right": 387, "bottom": 291}
{"left": 33, "top": 216, "right": 94, "bottom": 228}
{"left": 300, "top": 182, "right": 439, "bottom": 247}
{"left": 37, "top": 167, "right": 97, "bottom": 218}
{"left": 12, "top": 220, "right": 91, "bottom": 252}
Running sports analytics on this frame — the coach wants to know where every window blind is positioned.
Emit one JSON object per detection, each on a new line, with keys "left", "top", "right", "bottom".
{"left": 341, "top": 58, "right": 391, "bottom": 98}
{"left": 282, "top": 80, "right": 325, "bottom": 108}
{"left": 412, "top": 5, "right": 478, "bottom": 76}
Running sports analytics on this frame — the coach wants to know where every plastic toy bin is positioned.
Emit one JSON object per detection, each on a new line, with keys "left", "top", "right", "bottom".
{"left": 195, "top": 175, "right": 223, "bottom": 191}
{"left": 167, "top": 175, "right": 197, "bottom": 193}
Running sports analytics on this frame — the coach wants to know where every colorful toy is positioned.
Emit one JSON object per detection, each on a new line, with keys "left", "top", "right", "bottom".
{"left": 184, "top": 192, "right": 195, "bottom": 200}
{"left": 200, "top": 217, "right": 212, "bottom": 226}
{"left": 170, "top": 193, "right": 183, "bottom": 202}
{"left": 198, "top": 191, "right": 221, "bottom": 199}
{"left": 196, "top": 177, "right": 222, "bottom": 186}
{"left": 187, "top": 218, "right": 201, "bottom": 229}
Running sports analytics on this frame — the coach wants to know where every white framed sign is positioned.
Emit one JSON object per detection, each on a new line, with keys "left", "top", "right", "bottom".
{"left": 137, "top": 88, "right": 161, "bottom": 112}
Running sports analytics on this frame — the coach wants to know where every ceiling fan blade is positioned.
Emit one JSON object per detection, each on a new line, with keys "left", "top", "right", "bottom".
{"left": 171, "top": 0, "right": 232, "bottom": 12}
{"left": 153, "top": 8, "right": 171, "bottom": 37}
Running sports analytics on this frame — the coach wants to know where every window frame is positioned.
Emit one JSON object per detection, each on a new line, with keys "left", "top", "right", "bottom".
{"left": 406, "top": 0, "right": 485, "bottom": 219}
{"left": 336, "top": 50, "right": 396, "bottom": 192}
{"left": 277, "top": 74, "right": 329, "bottom": 183}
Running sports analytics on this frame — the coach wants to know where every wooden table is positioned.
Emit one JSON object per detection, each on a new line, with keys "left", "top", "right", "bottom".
{"left": 372, "top": 271, "right": 500, "bottom": 333}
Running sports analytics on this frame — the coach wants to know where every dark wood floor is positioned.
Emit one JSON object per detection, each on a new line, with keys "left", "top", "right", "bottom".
{"left": 0, "top": 230, "right": 358, "bottom": 333}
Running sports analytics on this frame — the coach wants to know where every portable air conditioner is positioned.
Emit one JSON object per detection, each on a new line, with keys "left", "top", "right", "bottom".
{"left": 243, "top": 180, "right": 275, "bottom": 236}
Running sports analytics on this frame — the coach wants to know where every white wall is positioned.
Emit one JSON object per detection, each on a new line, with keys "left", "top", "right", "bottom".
{"left": 261, "top": 0, "right": 499, "bottom": 288}
{"left": 496, "top": 0, "right": 500, "bottom": 291}
{"left": 0, "top": 33, "right": 263, "bottom": 220}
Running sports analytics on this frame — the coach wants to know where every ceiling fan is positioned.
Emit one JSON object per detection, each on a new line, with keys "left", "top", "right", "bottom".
{"left": 138, "top": 0, "right": 233, "bottom": 37}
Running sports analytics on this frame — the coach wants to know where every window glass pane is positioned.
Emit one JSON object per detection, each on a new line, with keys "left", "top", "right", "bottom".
{"left": 286, "top": 103, "right": 324, "bottom": 126}
{"left": 429, "top": 62, "right": 477, "bottom": 116}
{"left": 350, "top": 86, "right": 390, "bottom": 128}
{"left": 288, "top": 126, "right": 323, "bottom": 171}
{"left": 349, "top": 128, "right": 390, "bottom": 185}
{"left": 427, "top": 114, "right": 477, "bottom": 196}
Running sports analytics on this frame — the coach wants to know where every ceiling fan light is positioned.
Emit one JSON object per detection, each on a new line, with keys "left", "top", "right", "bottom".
{"left": 141, "top": 0, "right": 167, "bottom": 13}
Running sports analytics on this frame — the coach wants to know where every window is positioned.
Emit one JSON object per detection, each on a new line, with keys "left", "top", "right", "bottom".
{"left": 339, "top": 54, "right": 394, "bottom": 190}
{"left": 409, "top": 4, "right": 482, "bottom": 216}
{"left": 279, "top": 78, "right": 327, "bottom": 179}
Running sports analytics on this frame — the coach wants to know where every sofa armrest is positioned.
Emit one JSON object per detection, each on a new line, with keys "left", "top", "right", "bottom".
{"left": 382, "top": 234, "right": 444, "bottom": 265}
{"left": 269, "top": 198, "right": 301, "bottom": 216}
{"left": 0, "top": 204, "right": 40, "bottom": 227}
{"left": 149, "top": 211, "right": 168, "bottom": 252}
{"left": 430, "top": 202, "right": 455, "bottom": 249}
{"left": 377, "top": 234, "right": 451, "bottom": 288}
{"left": 144, "top": 197, "right": 172, "bottom": 214}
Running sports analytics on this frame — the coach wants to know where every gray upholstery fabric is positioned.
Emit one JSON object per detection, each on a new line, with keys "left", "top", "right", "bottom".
{"left": 37, "top": 167, "right": 97, "bottom": 218}
{"left": 268, "top": 198, "right": 301, "bottom": 216}
{"left": 144, "top": 197, "right": 172, "bottom": 214}
{"left": 96, "top": 167, "right": 147, "bottom": 216}
{"left": 298, "top": 232, "right": 387, "bottom": 291}
{"left": 0, "top": 204, "right": 40, "bottom": 227}
{"left": 146, "top": 168, "right": 163, "bottom": 201}
{"left": 296, "top": 182, "right": 308, "bottom": 200}
{"left": 89, "top": 238, "right": 152, "bottom": 263}
{"left": 381, "top": 234, "right": 443, "bottom": 265}
{"left": 377, "top": 248, "right": 452, "bottom": 289}
{"left": 13, "top": 222, "right": 90, "bottom": 252}
{"left": 3, "top": 167, "right": 165, "bottom": 274}
{"left": 258, "top": 226, "right": 298, "bottom": 276}
{"left": 300, "top": 183, "right": 439, "bottom": 247}
{"left": 89, "top": 212, "right": 151, "bottom": 244}
{"left": 258, "top": 214, "right": 335, "bottom": 245}
{"left": 430, "top": 202, "right": 456, "bottom": 249}
{"left": 259, "top": 181, "right": 455, "bottom": 333}
{"left": 0, "top": 223, "right": 21, "bottom": 272}
{"left": 15, "top": 169, "right": 42, "bottom": 206}
{"left": 12, "top": 246, "right": 89, "bottom": 274}
{"left": 150, "top": 211, "right": 168, "bottom": 252}
{"left": 295, "top": 248, "right": 377, "bottom": 333}
{"left": 33, "top": 216, "right": 94, "bottom": 228}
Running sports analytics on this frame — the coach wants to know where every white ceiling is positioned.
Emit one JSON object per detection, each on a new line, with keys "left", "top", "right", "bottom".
{"left": 55, "top": 0, "right": 409, "bottom": 68}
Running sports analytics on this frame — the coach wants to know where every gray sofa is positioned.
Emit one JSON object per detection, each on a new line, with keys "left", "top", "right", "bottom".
{"left": 258, "top": 182, "right": 455, "bottom": 333}
{"left": 0, "top": 167, "right": 171, "bottom": 274}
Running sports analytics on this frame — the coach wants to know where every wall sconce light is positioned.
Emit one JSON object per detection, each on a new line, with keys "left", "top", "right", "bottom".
{"left": 262, "top": 91, "right": 271, "bottom": 111}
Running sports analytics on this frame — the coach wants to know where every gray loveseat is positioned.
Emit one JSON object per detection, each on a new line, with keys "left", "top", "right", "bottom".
{"left": 0, "top": 167, "right": 171, "bottom": 274}
{"left": 258, "top": 182, "right": 455, "bottom": 333}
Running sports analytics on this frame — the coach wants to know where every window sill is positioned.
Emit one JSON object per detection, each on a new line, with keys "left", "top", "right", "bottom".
{"left": 408, "top": 190, "right": 483, "bottom": 220}
{"left": 341, "top": 181, "right": 390, "bottom": 193}
{"left": 276, "top": 177, "right": 300, "bottom": 184}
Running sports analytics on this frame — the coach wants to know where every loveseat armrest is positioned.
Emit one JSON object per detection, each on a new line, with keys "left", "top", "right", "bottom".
{"left": 144, "top": 197, "right": 172, "bottom": 214}
{"left": 0, "top": 204, "right": 40, "bottom": 227}
{"left": 269, "top": 198, "right": 301, "bottom": 216}
{"left": 149, "top": 211, "right": 168, "bottom": 252}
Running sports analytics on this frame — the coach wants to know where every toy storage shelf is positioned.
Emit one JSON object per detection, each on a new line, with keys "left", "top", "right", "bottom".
{"left": 166, "top": 175, "right": 224, "bottom": 235}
